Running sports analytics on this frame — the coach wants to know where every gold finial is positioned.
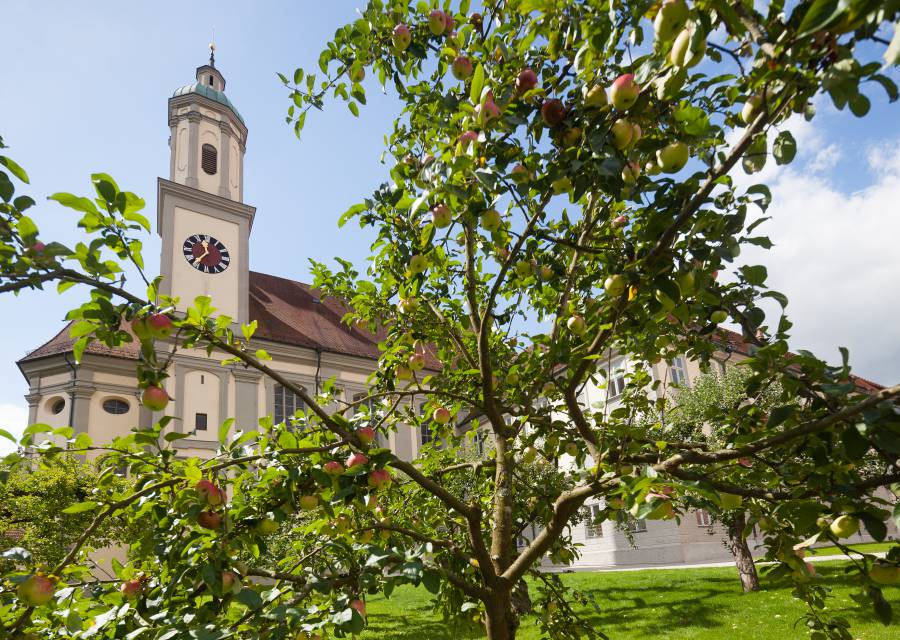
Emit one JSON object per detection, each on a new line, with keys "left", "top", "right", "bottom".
{"left": 209, "top": 27, "right": 216, "bottom": 66}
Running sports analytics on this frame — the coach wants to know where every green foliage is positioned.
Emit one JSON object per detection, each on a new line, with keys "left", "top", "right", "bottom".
{"left": 2, "top": 1, "right": 900, "bottom": 639}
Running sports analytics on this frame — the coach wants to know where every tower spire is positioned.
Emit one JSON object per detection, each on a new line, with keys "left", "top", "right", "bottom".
{"left": 209, "top": 27, "right": 216, "bottom": 67}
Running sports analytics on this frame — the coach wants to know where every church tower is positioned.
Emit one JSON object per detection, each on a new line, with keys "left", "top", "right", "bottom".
{"left": 157, "top": 45, "right": 255, "bottom": 323}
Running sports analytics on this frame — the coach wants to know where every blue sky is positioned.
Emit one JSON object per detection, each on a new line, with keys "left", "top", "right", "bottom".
{"left": 0, "top": 1, "right": 898, "bottom": 444}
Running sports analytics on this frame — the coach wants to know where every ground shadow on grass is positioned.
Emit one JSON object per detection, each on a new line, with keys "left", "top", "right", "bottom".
{"left": 362, "top": 592, "right": 483, "bottom": 640}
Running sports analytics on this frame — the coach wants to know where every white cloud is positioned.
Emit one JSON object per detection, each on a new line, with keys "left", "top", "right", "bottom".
{"left": 0, "top": 403, "right": 28, "bottom": 454}
{"left": 739, "top": 137, "right": 900, "bottom": 385}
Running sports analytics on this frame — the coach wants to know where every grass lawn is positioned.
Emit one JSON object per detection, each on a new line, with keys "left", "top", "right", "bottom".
{"left": 810, "top": 541, "right": 897, "bottom": 556}
{"left": 359, "top": 561, "right": 899, "bottom": 639}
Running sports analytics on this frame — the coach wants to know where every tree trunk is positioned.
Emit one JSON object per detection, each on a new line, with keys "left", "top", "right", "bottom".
{"left": 484, "top": 590, "right": 518, "bottom": 640}
{"left": 727, "top": 511, "right": 760, "bottom": 592}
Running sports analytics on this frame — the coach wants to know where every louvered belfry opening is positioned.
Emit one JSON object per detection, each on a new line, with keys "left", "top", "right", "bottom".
{"left": 201, "top": 143, "right": 217, "bottom": 175}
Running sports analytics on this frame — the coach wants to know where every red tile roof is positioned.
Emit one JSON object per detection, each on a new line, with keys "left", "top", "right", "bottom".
{"left": 18, "top": 321, "right": 142, "bottom": 364}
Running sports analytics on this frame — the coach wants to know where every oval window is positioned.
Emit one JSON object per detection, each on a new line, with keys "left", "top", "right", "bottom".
{"left": 201, "top": 144, "right": 217, "bottom": 175}
{"left": 102, "top": 398, "right": 130, "bottom": 415}
{"left": 48, "top": 397, "right": 66, "bottom": 415}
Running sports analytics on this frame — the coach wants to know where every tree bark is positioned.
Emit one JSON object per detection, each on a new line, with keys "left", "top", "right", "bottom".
{"left": 727, "top": 511, "right": 760, "bottom": 592}
{"left": 484, "top": 589, "right": 517, "bottom": 640}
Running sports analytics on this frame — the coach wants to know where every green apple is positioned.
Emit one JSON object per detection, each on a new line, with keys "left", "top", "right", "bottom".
{"left": 392, "top": 24, "right": 411, "bottom": 51}
{"left": 299, "top": 495, "right": 319, "bottom": 511}
{"left": 741, "top": 94, "right": 763, "bottom": 124}
{"left": 551, "top": 176, "right": 572, "bottom": 194}
{"left": 604, "top": 274, "right": 626, "bottom": 297}
{"left": 675, "top": 271, "right": 695, "bottom": 295}
{"left": 408, "top": 254, "right": 428, "bottom": 274}
{"left": 829, "top": 515, "right": 859, "bottom": 539}
{"left": 621, "top": 161, "right": 641, "bottom": 184}
{"left": 656, "top": 141, "right": 689, "bottom": 173}
{"left": 431, "top": 203, "right": 452, "bottom": 228}
{"left": 669, "top": 26, "right": 705, "bottom": 68}
{"left": 583, "top": 84, "right": 607, "bottom": 108}
{"left": 566, "top": 315, "right": 587, "bottom": 335}
{"left": 719, "top": 493, "right": 743, "bottom": 510}
{"left": 869, "top": 562, "right": 900, "bottom": 585}
{"left": 610, "top": 118, "right": 636, "bottom": 150}
{"left": 654, "top": 0, "right": 689, "bottom": 42}
{"left": 428, "top": 10, "right": 447, "bottom": 35}
{"left": 709, "top": 309, "right": 728, "bottom": 324}
{"left": 522, "top": 446, "right": 538, "bottom": 463}
{"left": 481, "top": 209, "right": 503, "bottom": 232}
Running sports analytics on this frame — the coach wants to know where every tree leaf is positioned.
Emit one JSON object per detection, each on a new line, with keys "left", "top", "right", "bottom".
{"left": 885, "top": 20, "right": 900, "bottom": 66}
{"left": 796, "top": 0, "right": 849, "bottom": 38}
{"left": 0, "top": 156, "right": 29, "bottom": 184}
{"left": 62, "top": 500, "right": 101, "bottom": 514}
{"left": 773, "top": 131, "right": 797, "bottom": 165}
{"left": 469, "top": 63, "right": 484, "bottom": 105}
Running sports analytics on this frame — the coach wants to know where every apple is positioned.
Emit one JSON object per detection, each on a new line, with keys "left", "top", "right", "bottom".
{"left": 516, "top": 68, "right": 538, "bottom": 94}
{"left": 515, "top": 260, "right": 532, "bottom": 277}
{"left": 567, "top": 315, "right": 587, "bottom": 335}
{"left": 675, "top": 271, "right": 695, "bottom": 295}
{"left": 481, "top": 209, "right": 502, "bottom": 232}
{"left": 197, "top": 510, "right": 222, "bottom": 530}
{"left": 654, "top": 0, "right": 689, "bottom": 42}
{"left": 396, "top": 365, "right": 413, "bottom": 381}
{"left": 477, "top": 97, "right": 501, "bottom": 127}
{"left": 505, "top": 371, "right": 520, "bottom": 385}
{"left": 17, "top": 574, "right": 55, "bottom": 606}
{"left": 829, "top": 514, "right": 859, "bottom": 539}
{"left": 348, "top": 63, "right": 365, "bottom": 83}
{"left": 142, "top": 385, "right": 169, "bottom": 411}
{"left": 565, "top": 442, "right": 579, "bottom": 456}
{"left": 644, "top": 159, "right": 662, "bottom": 175}
{"left": 409, "top": 254, "right": 428, "bottom": 275}
{"left": 645, "top": 495, "right": 675, "bottom": 519}
{"left": 299, "top": 495, "right": 320, "bottom": 511}
{"left": 522, "top": 446, "right": 538, "bottom": 463}
{"left": 551, "top": 176, "right": 572, "bottom": 194}
{"left": 431, "top": 203, "right": 452, "bottom": 228}
{"left": 222, "top": 570, "right": 239, "bottom": 592}
{"left": 469, "top": 12, "right": 483, "bottom": 28}
{"left": 560, "top": 126, "right": 582, "bottom": 148}
{"left": 583, "top": 85, "right": 607, "bottom": 108}
{"left": 196, "top": 479, "right": 225, "bottom": 506}
{"left": 669, "top": 27, "right": 704, "bottom": 68}
{"left": 433, "top": 407, "right": 452, "bottom": 424}
{"left": 408, "top": 353, "right": 426, "bottom": 370}
{"left": 368, "top": 468, "right": 392, "bottom": 490}
{"left": 30, "top": 241, "right": 46, "bottom": 254}
{"left": 709, "top": 309, "right": 728, "bottom": 324}
{"left": 541, "top": 99, "right": 566, "bottom": 126}
{"left": 741, "top": 94, "right": 764, "bottom": 124}
{"left": 610, "top": 118, "right": 636, "bottom": 150}
{"left": 621, "top": 161, "right": 641, "bottom": 184}
{"left": 255, "top": 517, "right": 279, "bottom": 535}
{"left": 609, "top": 74, "right": 640, "bottom": 111}
{"left": 428, "top": 10, "right": 447, "bottom": 35}
{"left": 459, "top": 129, "right": 478, "bottom": 145}
{"left": 443, "top": 11, "right": 455, "bottom": 30}
{"left": 604, "top": 274, "right": 626, "bottom": 297}
{"left": 719, "top": 493, "right": 743, "bottom": 509}
{"left": 357, "top": 426, "right": 377, "bottom": 446}
{"left": 612, "top": 215, "right": 628, "bottom": 227}
{"left": 656, "top": 141, "right": 689, "bottom": 173}
{"left": 346, "top": 452, "right": 369, "bottom": 469}
{"left": 870, "top": 562, "right": 900, "bottom": 585}
{"left": 510, "top": 163, "right": 531, "bottom": 183}
{"left": 323, "top": 460, "right": 344, "bottom": 476}
{"left": 120, "top": 578, "right": 142, "bottom": 599}
{"left": 146, "top": 313, "right": 174, "bottom": 339}
{"left": 539, "top": 265, "right": 553, "bottom": 280}
{"left": 350, "top": 599, "right": 367, "bottom": 619}
{"left": 398, "top": 297, "right": 418, "bottom": 314}
{"left": 452, "top": 55, "right": 473, "bottom": 80}
{"left": 607, "top": 497, "right": 625, "bottom": 510}
{"left": 392, "top": 24, "right": 411, "bottom": 51}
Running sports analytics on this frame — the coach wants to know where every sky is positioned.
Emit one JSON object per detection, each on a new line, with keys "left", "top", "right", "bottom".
{"left": 0, "top": 1, "right": 898, "bottom": 449}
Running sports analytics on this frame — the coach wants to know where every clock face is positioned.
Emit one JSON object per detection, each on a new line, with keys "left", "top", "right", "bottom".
{"left": 182, "top": 234, "right": 230, "bottom": 274}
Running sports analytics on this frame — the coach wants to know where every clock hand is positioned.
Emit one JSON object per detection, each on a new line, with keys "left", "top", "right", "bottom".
{"left": 193, "top": 247, "right": 210, "bottom": 263}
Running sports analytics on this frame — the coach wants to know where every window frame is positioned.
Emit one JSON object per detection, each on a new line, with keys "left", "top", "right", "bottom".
{"left": 101, "top": 397, "right": 130, "bottom": 415}
{"left": 274, "top": 383, "right": 306, "bottom": 426}
{"left": 669, "top": 356, "right": 689, "bottom": 387}
{"left": 696, "top": 509, "right": 712, "bottom": 527}
{"left": 584, "top": 503, "right": 604, "bottom": 539}
{"left": 195, "top": 412, "right": 208, "bottom": 432}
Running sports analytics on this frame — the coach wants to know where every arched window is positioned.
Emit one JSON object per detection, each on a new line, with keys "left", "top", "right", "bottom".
{"left": 102, "top": 398, "right": 130, "bottom": 415}
{"left": 201, "top": 144, "right": 217, "bottom": 175}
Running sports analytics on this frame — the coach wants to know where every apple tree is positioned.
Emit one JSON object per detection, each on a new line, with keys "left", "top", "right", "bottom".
{"left": 3, "top": 2, "right": 900, "bottom": 639}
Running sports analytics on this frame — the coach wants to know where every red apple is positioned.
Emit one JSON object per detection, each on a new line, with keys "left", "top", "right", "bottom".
{"left": 541, "top": 99, "right": 566, "bottom": 126}
{"left": 459, "top": 130, "right": 478, "bottom": 145}
{"left": 431, "top": 203, "right": 452, "bottom": 228}
{"left": 432, "top": 407, "right": 452, "bottom": 424}
{"left": 477, "top": 96, "right": 501, "bottom": 127}
{"left": 17, "top": 574, "right": 55, "bottom": 606}
{"left": 323, "top": 460, "right": 344, "bottom": 476}
{"left": 610, "top": 74, "right": 640, "bottom": 111}
{"left": 392, "top": 24, "right": 411, "bottom": 51}
{"left": 197, "top": 510, "right": 222, "bottom": 530}
{"left": 368, "top": 468, "right": 392, "bottom": 490}
{"left": 357, "top": 426, "right": 377, "bottom": 446}
{"left": 408, "top": 353, "right": 426, "bottom": 370}
{"left": 443, "top": 11, "right": 455, "bottom": 30}
{"left": 428, "top": 10, "right": 447, "bottom": 35}
{"left": 516, "top": 68, "right": 538, "bottom": 94}
{"left": 350, "top": 599, "right": 367, "bottom": 619}
{"left": 120, "top": 578, "right": 142, "bottom": 599}
{"left": 452, "top": 56, "right": 473, "bottom": 80}
{"left": 299, "top": 495, "right": 320, "bottom": 511}
{"left": 30, "top": 241, "right": 46, "bottom": 254}
{"left": 142, "top": 385, "right": 169, "bottom": 411}
{"left": 510, "top": 164, "right": 531, "bottom": 184}
{"left": 145, "top": 313, "right": 174, "bottom": 339}
{"left": 612, "top": 215, "right": 628, "bottom": 227}
{"left": 196, "top": 479, "right": 225, "bottom": 506}
{"left": 347, "top": 452, "right": 369, "bottom": 469}
{"left": 222, "top": 570, "right": 239, "bottom": 592}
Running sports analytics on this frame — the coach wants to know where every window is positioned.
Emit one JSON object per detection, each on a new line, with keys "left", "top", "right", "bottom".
{"left": 626, "top": 516, "right": 647, "bottom": 534}
{"left": 201, "top": 144, "right": 217, "bottom": 175}
{"left": 102, "top": 398, "right": 130, "bottom": 415}
{"left": 274, "top": 383, "right": 306, "bottom": 426}
{"left": 195, "top": 412, "right": 208, "bottom": 431}
{"left": 696, "top": 509, "right": 712, "bottom": 527}
{"left": 605, "top": 359, "right": 627, "bottom": 399}
{"left": 421, "top": 420, "right": 434, "bottom": 447}
{"left": 48, "top": 397, "right": 65, "bottom": 415}
{"left": 669, "top": 356, "right": 689, "bottom": 386}
{"left": 208, "top": 75, "right": 214, "bottom": 86}
{"left": 584, "top": 504, "right": 604, "bottom": 539}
